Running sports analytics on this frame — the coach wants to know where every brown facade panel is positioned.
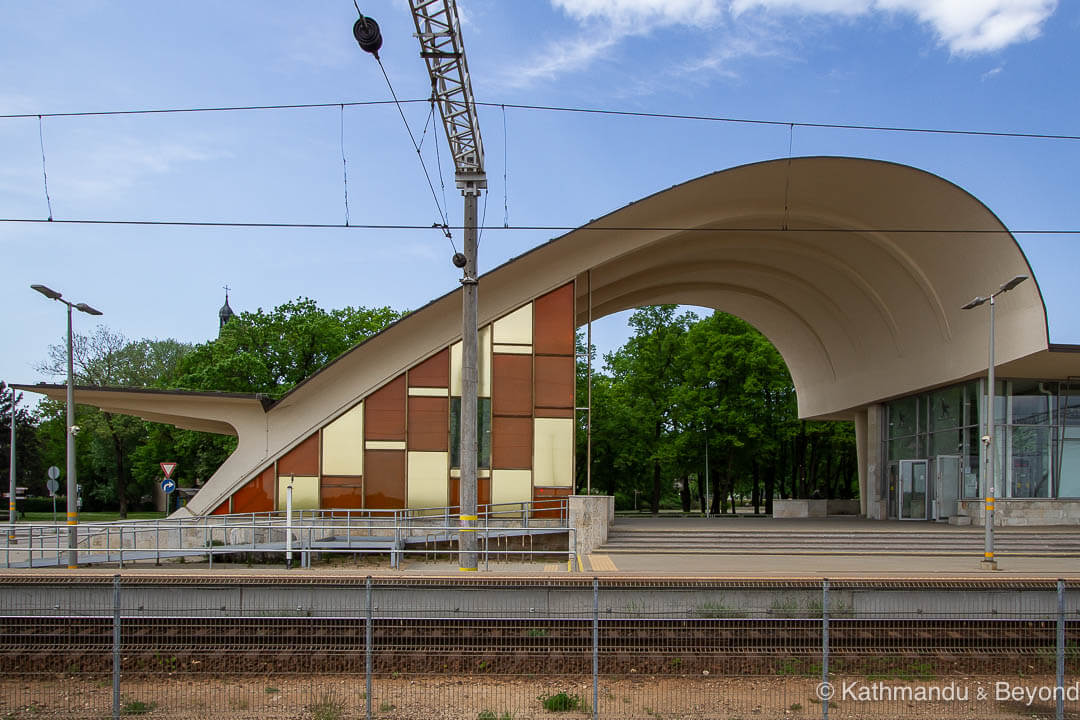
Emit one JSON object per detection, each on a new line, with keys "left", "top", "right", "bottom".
{"left": 232, "top": 467, "right": 275, "bottom": 514}
{"left": 409, "top": 348, "right": 450, "bottom": 387}
{"left": 321, "top": 485, "right": 365, "bottom": 509}
{"left": 492, "top": 415, "right": 532, "bottom": 469}
{"left": 535, "top": 407, "right": 574, "bottom": 418}
{"left": 491, "top": 353, "right": 532, "bottom": 417}
{"left": 450, "top": 476, "right": 491, "bottom": 514}
{"left": 321, "top": 475, "right": 364, "bottom": 487}
{"left": 277, "top": 433, "right": 319, "bottom": 476}
{"left": 364, "top": 449, "right": 406, "bottom": 509}
{"left": 407, "top": 396, "right": 449, "bottom": 452}
{"left": 533, "top": 486, "right": 572, "bottom": 518}
{"left": 534, "top": 355, "right": 574, "bottom": 409}
{"left": 365, "top": 374, "right": 407, "bottom": 441}
{"left": 533, "top": 282, "right": 575, "bottom": 356}
{"left": 211, "top": 500, "right": 230, "bottom": 515}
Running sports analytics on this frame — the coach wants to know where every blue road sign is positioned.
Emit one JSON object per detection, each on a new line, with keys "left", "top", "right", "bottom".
{"left": 161, "top": 479, "right": 176, "bottom": 494}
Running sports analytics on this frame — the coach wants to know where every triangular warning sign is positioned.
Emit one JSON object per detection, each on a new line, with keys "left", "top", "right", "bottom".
{"left": 160, "top": 461, "right": 178, "bottom": 479}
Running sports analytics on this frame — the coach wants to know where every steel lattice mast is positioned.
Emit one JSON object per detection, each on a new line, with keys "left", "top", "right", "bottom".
{"left": 408, "top": 0, "right": 486, "bottom": 571}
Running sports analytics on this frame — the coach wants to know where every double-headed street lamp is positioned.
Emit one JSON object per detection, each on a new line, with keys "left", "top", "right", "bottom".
{"left": 31, "top": 284, "right": 102, "bottom": 569}
{"left": 961, "top": 274, "right": 1027, "bottom": 571}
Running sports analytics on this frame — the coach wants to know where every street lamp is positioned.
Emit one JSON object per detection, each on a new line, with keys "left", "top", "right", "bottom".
{"left": 31, "top": 284, "right": 102, "bottom": 569}
{"left": 961, "top": 274, "right": 1027, "bottom": 571}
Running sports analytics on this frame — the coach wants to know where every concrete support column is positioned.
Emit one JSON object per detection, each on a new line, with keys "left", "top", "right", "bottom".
{"left": 568, "top": 495, "right": 613, "bottom": 556}
{"left": 854, "top": 409, "right": 868, "bottom": 518}
{"left": 865, "top": 405, "right": 885, "bottom": 520}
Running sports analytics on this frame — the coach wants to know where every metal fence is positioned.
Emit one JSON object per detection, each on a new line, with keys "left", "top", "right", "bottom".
{"left": 2, "top": 499, "right": 574, "bottom": 570}
{"left": 0, "top": 577, "right": 1076, "bottom": 719}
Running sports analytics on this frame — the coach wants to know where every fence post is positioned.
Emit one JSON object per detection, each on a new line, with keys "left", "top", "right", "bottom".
{"left": 822, "top": 578, "right": 829, "bottom": 720}
{"left": 593, "top": 576, "right": 599, "bottom": 720}
{"left": 112, "top": 573, "right": 121, "bottom": 720}
{"left": 366, "top": 576, "right": 373, "bottom": 720}
{"left": 1057, "top": 578, "right": 1065, "bottom": 720}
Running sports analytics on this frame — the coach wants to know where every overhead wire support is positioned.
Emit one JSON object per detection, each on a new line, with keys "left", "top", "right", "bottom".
{"left": 408, "top": 0, "right": 486, "bottom": 573}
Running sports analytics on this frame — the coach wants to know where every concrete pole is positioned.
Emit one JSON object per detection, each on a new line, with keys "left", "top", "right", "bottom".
{"left": 66, "top": 303, "right": 79, "bottom": 569}
{"left": 8, "top": 388, "right": 16, "bottom": 542}
{"left": 286, "top": 479, "right": 293, "bottom": 570}
{"left": 459, "top": 192, "right": 479, "bottom": 571}
{"left": 586, "top": 271, "right": 592, "bottom": 495}
{"left": 982, "top": 295, "right": 998, "bottom": 570}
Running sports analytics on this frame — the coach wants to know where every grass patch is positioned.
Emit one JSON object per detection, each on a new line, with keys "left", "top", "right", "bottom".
{"left": 120, "top": 699, "right": 156, "bottom": 715}
{"left": 309, "top": 697, "right": 343, "bottom": 720}
{"left": 539, "top": 691, "right": 585, "bottom": 712}
{"left": 477, "top": 712, "right": 513, "bottom": 720}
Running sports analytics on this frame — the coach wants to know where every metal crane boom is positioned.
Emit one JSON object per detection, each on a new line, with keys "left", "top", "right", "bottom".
{"left": 409, "top": 0, "right": 486, "bottom": 194}
{"left": 408, "top": 0, "right": 485, "bottom": 572}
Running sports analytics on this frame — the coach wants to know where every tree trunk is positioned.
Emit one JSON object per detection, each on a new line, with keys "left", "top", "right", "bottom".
{"left": 679, "top": 476, "right": 691, "bottom": 512}
{"left": 104, "top": 413, "right": 128, "bottom": 519}
{"left": 727, "top": 449, "right": 736, "bottom": 515}
{"left": 764, "top": 463, "right": 775, "bottom": 515}
{"left": 751, "top": 460, "right": 761, "bottom": 515}
{"left": 650, "top": 422, "right": 662, "bottom": 515}
{"left": 697, "top": 473, "right": 706, "bottom": 515}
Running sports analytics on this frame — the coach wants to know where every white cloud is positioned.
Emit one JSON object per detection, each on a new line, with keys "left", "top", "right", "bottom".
{"left": 551, "top": 0, "right": 726, "bottom": 27}
{"left": 502, "top": 32, "right": 622, "bottom": 87}
{"left": 732, "top": 0, "right": 1058, "bottom": 53}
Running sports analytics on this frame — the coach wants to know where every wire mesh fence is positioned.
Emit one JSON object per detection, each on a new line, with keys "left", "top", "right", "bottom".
{"left": 0, "top": 577, "right": 1076, "bottom": 719}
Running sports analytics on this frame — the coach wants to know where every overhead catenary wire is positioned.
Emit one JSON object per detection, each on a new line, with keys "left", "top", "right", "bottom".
{"left": 340, "top": 104, "right": 350, "bottom": 227}
{"left": 4, "top": 99, "right": 1079, "bottom": 143}
{"left": 37, "top": 116, "right": 53, "bottom": 221}
{"left": 0, "top": 216, "right": 1076, "bottom": 234}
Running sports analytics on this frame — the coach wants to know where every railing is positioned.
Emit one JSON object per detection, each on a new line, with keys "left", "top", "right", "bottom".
{"left": 0, "top": 498, "right": 574, "bottom": 570}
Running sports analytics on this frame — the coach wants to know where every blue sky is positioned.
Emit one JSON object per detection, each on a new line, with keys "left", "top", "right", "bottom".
{"left": 2, "top": 0, "right": 1077, "bottom": 392}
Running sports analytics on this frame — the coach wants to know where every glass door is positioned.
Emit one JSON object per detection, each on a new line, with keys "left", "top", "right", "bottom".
{"left": 899, "top": 459, "right": 928, "bottom": 520}
{"left": 934, "top": 455, "right": 961, "bottom": 520}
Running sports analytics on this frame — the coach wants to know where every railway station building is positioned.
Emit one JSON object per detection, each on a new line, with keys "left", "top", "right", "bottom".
{"left": 20, "top": 157, "right": 1080, "bottom": 526}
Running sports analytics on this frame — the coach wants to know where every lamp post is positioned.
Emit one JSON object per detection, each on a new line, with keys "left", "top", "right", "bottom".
{"left": 31, "top": 284, "right": 103, "bottom": 569}
{"left": 961, "top": 274, "right": 1027, "bottom": 571}
{"left": 8, "top": 387, "right": 15, "bottom": 542}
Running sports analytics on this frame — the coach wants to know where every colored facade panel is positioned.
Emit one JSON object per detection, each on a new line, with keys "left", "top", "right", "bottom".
{"left": 533, "top": 486, "right": 572, "bottom": 518}
{"left": 491, "top": 469, "right": 532, "bottom": 515}
{"left": 492, "top": 354, "right": 532, "bottom": 417}
{"left": 534, "top": 355, "right": 574, "bottom": 409}
{"left": 450, "top": 326, "right": 492, "bottom": 396}
{"left": 321, "top": 401, "right": 364, "bottom": 476}
{"left": 492, "top": 415, "right": 532, "bottom": 469}
{"left": 533, "top": 283, "right": 575, "bottom": 355}
{"left": 493, "top": 303, "right": 533, "bottom": 345}
{"left": 365, "top": 374, "right": 406, "bottom": 441}
{"left": 409, "top": 348, "right": 449, "bottom": 388}
{"left": 535, "top": 407, "right": 574, "bottom": 418}
{"left": 211, "top": 500, "right": 230, "bottom": 515}
{"left": 277, "top": 433, "right": 319, "bottom": 477}
{"left": 534, "top": 417, "right": 574, "bottom": 487}
{"left": 232, "top": 467, "right": 275, "bottom": 513}
{"left": 407, "top": 396, "right": 449, "bottom": 452}
{"left": 407, "top": 451, "right": 449, "bottom": 511}
{"left": 320, "top": 485, "right": 364, "bottom": 509}
{"left": 276, "top": 475, "right": 319, "bottom": 511}
{"left": 449, "top": 475, "right": 491, "bottom": 514}
{"left": 364, "top": 449, "right": 406, "bottom": 509}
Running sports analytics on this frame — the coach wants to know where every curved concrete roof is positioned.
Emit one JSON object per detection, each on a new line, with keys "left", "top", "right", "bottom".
{"left": 20, "top": 157, "right": 1052, "bottom": 514}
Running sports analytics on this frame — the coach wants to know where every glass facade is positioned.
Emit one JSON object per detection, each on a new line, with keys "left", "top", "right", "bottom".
{"left": 884, "top": 379, "right": 1080, "bottom": 517}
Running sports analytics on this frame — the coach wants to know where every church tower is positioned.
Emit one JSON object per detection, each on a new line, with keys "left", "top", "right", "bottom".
{"left": 218, "top": 287, "right": 235, "bottom": 334}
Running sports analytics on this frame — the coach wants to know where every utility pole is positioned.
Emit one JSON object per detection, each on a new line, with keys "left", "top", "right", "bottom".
{"left": 8, "top": 387, "right": 15, "bottom": 542}
{"left": 355, "top": 1, "right": 485, "bottom": 570}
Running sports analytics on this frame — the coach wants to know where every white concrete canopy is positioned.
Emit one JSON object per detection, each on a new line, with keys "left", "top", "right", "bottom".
{"left": 18, "top": 157, "right": 1056, "bottom": 515}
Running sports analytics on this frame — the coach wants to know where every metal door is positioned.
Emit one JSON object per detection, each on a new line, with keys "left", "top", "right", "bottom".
{"left": 898, "top": 459, "right": 928, "bottom": 520}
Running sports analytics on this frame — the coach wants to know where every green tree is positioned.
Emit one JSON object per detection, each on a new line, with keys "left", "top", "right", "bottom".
{"left": 172, "top": 298, "right": 404, "bottom": 396}
{"left": 0, "top": 383, "right": 45, "bottom": 498}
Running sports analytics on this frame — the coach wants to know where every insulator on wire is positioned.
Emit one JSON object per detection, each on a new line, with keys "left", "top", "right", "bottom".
{"left": 353, "top": 15, "right": 383, "bottom": 58}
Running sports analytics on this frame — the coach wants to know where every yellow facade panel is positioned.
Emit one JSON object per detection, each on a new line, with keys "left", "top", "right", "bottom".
{"left": 452, "top": 324, "right": 492, "bottom": 397}
{"left": 407, "top": 451, "right": 449, "bottom": 513}
{"left": 493, "top": 303, "right": 533, "bottom": 345}
{"left": 491, "top": 469, "right": 532, "bottom": 516}
{"left": 534, "top": 417, "right": 574, "bottom": 487}
{"left": 276, "top": 475, "right": 320, "bottom": 511}
{"left": 321, "top": 402, "right": 364, "bottom": 476}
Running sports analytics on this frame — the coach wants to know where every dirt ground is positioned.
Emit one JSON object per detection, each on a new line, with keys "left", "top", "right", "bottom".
{"left": 2, "top": 674, "right": 1076, "bottom": 719}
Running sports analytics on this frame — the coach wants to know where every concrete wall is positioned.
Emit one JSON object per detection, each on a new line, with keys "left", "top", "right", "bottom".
{"left": 959, "top": 499, "right": 1080, "bottom": 526}
{"left": 568, "top": 495, "right": 613, "bottom": 555}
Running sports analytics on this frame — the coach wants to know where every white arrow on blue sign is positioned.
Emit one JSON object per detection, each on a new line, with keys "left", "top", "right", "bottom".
{"left": 161, "top": 479, "right": 176, "bottom": 494}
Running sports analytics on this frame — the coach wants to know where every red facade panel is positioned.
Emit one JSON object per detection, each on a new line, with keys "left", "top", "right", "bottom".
{"left": 365, "top": 375, "right": 407, "bottom": 441}
{"left": 492, "top": 415, "right": 532, "bottom": 469}
{"left": 409, "top": 348, "right": 450, "bottom": 387}
{"left": 533, "top": 283, "right": 575, "bottom": 356}
{"left": 321, "top": 485, "right": 365, "bottom": 509}
{"left": 492, "top": 354, "right": 532, "bottom": 417}
{"left": 534, "top": 355, "right": 574, "bottom": 409}
{"left": 535, "top": 407, "right": 574, "bottom": 418}
{"left": 450, "top": 475, "right": 491, "bottom": 514}
{"left": 211, "top": 500, "right": 230, "bottom": 515}
{"left": 232, "top": 467, "right": 275, "bottom": 514}
{"left": 532, "top": 486, "right": 572, "bottom": 518}
{"left": 277, "top": 433, "right": 319, "bottom": 476}
{"left": 407, "top": 396, "right": 449, "bottom": 452}
{"left": 364, "top": 450, "right": 406, "bottom": 509}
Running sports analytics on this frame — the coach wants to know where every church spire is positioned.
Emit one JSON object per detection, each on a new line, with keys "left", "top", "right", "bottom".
{"left": 218, "top": 285, "right": 235, "bottom": 333}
